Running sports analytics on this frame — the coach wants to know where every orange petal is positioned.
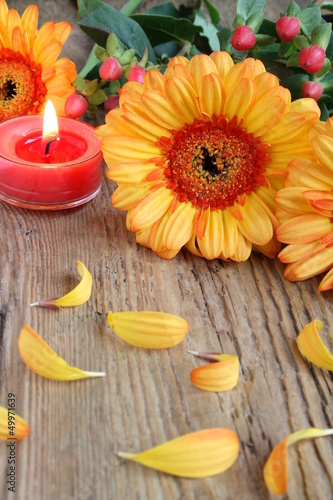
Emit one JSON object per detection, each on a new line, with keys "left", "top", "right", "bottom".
{"left": 107, "top": 311, "right": 188, "bottom": 349}
{"left": 118, "top": 428, "right": 239, "bottom": 478}
{"left": 18, "top": 326, "right": 105, "bottom": 380}
{"left": 264, "top": 428, "right": 333, "bottom": 494}
{"left": 30, "top": 260, "right": 92, "bottom": 309}
{"left": 0, "top": 406, "right": 30, "bottom": 441}
{"left": 297, "top": 319, "right": 333, "bottom": 370}
{"left": 189, "top": 351, "right": 239, "bottom": 392}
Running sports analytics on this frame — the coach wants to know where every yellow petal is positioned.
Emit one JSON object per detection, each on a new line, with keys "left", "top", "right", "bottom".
{"left": 107, "top": 311, "right": 188, "bottom": 349}
{"left": 220, "top": 210, "right": 239, "bottom": 259}
{"left": 188, "top": 54, "right": 218, "bottom": 90}
{"left": 189, "top": 351, "right": 239, "bottom": 392}
{"left": 237, "top": 194, "right": 273, "bottom": 246}
{"left": 18, "top": 325, "right": 105, "bottom": 380}
{"left": 198, "top": 73, "right": 225, "bottom": 118}
{"left": 243, "top": 94, "right": 287, "bottom": 137}
{"left": 30, "top": 261, "right": 92, "bottom": 309}
{"left": 54, "top": 21, "right": 72, "bottom": 45}
{"left": 165, "top": 76, "right": 201, "bottom": 123}
{"left": 130, "top": 187, "right": 174, "bottom": 231}
{"left": 0, "top": 406, "right": 30, "bottom": 441}
{"left": 163, "top": 201, "right": 196, "bottom": 250}
{"left": 224, "top": 78, "right": 257, "bottom": 122}
{"left": 118, "top": 428, "right": 239, "bottom": 478}
{"left": 144, "top": 69, "right": 165, "bottom": 92}
{"left": 264, "top": 428, "right": 333, "bottom": 495}
{"left": 297, "top": 319, "right": 333, "bottom": 370}
{"left": 197, "top": 209, "right": 224, "bottom": 259}
{"left": 209, "top": 51, "right": 234, "bottom": 79}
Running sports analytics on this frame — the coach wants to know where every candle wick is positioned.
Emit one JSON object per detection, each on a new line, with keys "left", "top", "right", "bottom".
{"left": 44, "top": 137, "right": 60, "bottom": 156}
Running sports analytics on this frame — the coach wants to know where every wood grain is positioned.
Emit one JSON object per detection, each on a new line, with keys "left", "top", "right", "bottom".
{"left": 1, "top": 1, "right": 333, "bottom": 499}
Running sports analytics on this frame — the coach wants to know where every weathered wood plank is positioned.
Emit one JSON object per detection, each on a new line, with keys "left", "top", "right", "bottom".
{"left": 1, "top": 1, "right": 332, "bottom": 500}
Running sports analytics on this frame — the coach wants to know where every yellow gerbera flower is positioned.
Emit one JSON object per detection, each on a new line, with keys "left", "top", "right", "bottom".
{"left": 276, "top": 117, "right": 333, "bottom": 291}
{"left": 96, "top": 52, "right": 319, "bottom": 261}
{"left": 0, "top": 0, "right": 76, "bottom": 121}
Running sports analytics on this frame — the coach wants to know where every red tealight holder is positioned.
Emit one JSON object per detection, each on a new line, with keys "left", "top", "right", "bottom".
{"left": 0, "top": 101, "right": 103, "bottom": 210}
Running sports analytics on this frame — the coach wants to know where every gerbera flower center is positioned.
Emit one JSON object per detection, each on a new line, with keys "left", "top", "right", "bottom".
{"left": 158, "top": 116, "right": 271, "bottom": 210}
{"left": 0, "top": 49, "right": 47, "bottom": 121}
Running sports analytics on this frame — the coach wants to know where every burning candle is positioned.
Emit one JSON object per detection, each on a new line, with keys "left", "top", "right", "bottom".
{"left": 0, "top": 101, "right": 103, "bottom": 210}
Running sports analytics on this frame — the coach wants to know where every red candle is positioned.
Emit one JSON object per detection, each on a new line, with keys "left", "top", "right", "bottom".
{"left": 0, "top": 101, "right": 103, "bottom": 210}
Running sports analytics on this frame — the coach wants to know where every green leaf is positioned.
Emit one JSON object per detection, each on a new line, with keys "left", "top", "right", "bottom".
{"left": 321, "top": 72, "right": 333, "bottom": 94}
{"left": 217, "top": 27, "right": 232, "bottom": 51}
{"left": 130, "top": 13, "right": 202, "bottom": 46}
{"left": 254, "top": 34, "right": 276, "bottom": 46}
{"left": 77, "top": 0, "right": 156, "bottom": 63}
{"left": 246, "top": 12, "right": 264, "bottom": 33}
{"left": 144, "top": 2, "right": 182, "bottom": 17}
{"left": 278, "top": 40, "right": 295, "bottom": 58}
{"left": 287, "top": 1, "right": 301, "bottom": 17}
{"left": 319, "top": 101, "right": 329, "bottom": 120}
{"left": 236, "top": 0, "right": 268, "bottom": 20}
{"left": 282, "top": 73, "right": 309, "bottom": 96}
{"left": 321, "top": 2, "right": 333, "bottom": 13}
{"left": 286, "top": 51, "right": 300, "bottom": 68}
{"left": 315, "top": 57, "right": 332, "bottom": 77}
{"left": 294, "top": 35, "right": 311, "bottom": 50}
{"left": 88, "top": 88, "right": 107, "bottom": 105}
{"left": 193, "top": 11, "right": 220, "bottom": 52}
{"left": 250, "top": 43, "right": 280, "bottom": 61}
{"left": 259, "top": 19, "right": 277, "bottom": 37}
{"left": 233, "top": 14, "right": 246, "bottom": 29}
{"left": 203, "top": 0, "right": 220, "bottom": 25}
{"left": 297, "top": 5, "right": 322, "bottom": 37}
{"left": 311, "top": 23, "right": 332, "bottom": 50}
{"left": 120, "top": 0, "right": 146, "bottom": 16}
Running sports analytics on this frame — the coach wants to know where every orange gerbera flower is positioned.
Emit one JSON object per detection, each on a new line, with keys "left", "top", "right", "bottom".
{"left": 0, "top": 0, "right": 76, "bottom": 121}
{"left": 96, "top": 52, "right": 319, "bottom": 260}
{"left": 276, "top": 117, "right": 333, "bottom": 291}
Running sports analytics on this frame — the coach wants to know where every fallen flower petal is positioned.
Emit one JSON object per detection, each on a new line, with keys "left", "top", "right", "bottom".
{"left": 107, "top": 311, "right": 188, "bottom": 348}
{"left": 18, "top": 325, "right": 105, "bottom": 380}
{"left": 264, "top": 428, "right": 333, "bottom": 495}
{"left": 297, "top": 319, "right": 333, "bottom": 370}
{"left": 189, "top": 351, "right": 239, "bottom": 392}
{"left": 118, "top": 428, "right": 239, "bottom": 478}
{"left": 0, "top": 406, "right": 30, "bottom": 441}
{"left": 30, "top": 260, "right": 92, "bottom": 310}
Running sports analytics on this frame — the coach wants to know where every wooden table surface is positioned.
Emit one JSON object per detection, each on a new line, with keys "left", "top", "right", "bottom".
{"left": 1, "top": 1, "right": 332, "bottom": 499}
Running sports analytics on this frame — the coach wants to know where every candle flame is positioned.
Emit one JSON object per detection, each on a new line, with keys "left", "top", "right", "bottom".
{"left": 43, "top": 100, "right": 59, "bottom": 141}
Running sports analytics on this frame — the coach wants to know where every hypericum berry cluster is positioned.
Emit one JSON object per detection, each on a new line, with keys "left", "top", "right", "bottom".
{"left": 301, "top": 81, "right": 323, "bottom": 101}
{"left": 299, "top": 45, "right": 326, "bottom": 74}
{"left": 275, "top": 16, "right": 301, "bottom": 42}
{"left": 65, "top": 94, "right": 88, "bottom": 118}
{"left": 231, "top": 25, "right": 256, "bottom": 51}
{"left": 99, "top": 57, "right": 123, "bottom": 81}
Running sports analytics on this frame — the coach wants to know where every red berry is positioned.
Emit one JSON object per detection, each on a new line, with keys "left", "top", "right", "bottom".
{"left": 128, "top": 66, "right": 146, "bottom": 84}
{"left": 302, "top": 81, "right": 323, "bottom": 101}
{"left": 104, "top": 94, "right": 120, "bottom": 113}
{"left": 231, "top": 26, "right": 256, "bottom": 51}
{"left": 99, "top": 57, "right": 123, "bottom": 81}
{"left": 299, "top": 45, "right": 326, "bottom": 74}
{"left": 65, "top": 94, "right": 88, "bottom": 118}
{"left": 276, "top": 16, "right": 301, "bottom": 42}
